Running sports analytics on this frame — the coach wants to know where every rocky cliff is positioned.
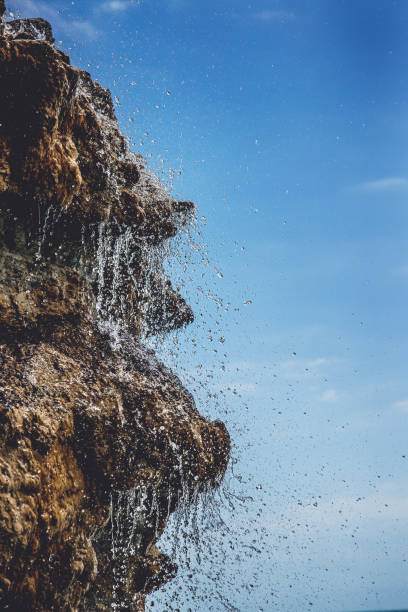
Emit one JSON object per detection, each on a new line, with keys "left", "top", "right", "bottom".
{"left": 0, "top": 7, "right": 230, "bottom": 611}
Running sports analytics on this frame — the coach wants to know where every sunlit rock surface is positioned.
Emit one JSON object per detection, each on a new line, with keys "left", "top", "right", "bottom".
{"left": 0, "top": 9, "right": 230, "bottom": 611}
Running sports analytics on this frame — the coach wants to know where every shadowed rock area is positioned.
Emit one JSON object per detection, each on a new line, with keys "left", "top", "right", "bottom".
{"left": 0, "top": 7, "right": 230, "bottom": 611}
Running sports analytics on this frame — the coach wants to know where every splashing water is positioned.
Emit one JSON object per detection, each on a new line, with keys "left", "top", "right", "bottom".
{"left": 21, "top": 163, "right": 261, "bottom": 612}
{"left": 5, "top": 42, "right": 260, "bottom": 611}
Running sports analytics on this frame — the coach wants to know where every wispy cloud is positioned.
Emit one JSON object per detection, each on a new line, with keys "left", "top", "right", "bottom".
{"left": 321, "top": 389, "right": 338, "bottom": 403}
{"left": 394, "top": 399, "right": 408, "bottom": 412}
{"left": 254, "top": 10, "right": 295, "bottom": 23}
{"left": 356, "top": 177, "right": 408, "bottom": 193}
{"left": 308, "top": 357, "right": 328, "bottom": 368}
{"left": 165, "top": 0, "right": 188, "bottom": 11}
{"left": 71, "top": 20, "right": 98, "bottom": 38}
{"left": 392, "top": 264, "right": 408, "bottom": 278}
{"left": 100, "top": 1, "right": 131, "bottom": 12}
{"left": 292, "top": 489, "right": 408, "bottom": 524}
{"left": 257, "top": 487, "right": 408, "bottom": 535}
{"left": 278, "top": 355, "right": 337, "bottom": 381}
{"left": 8, "top": 0, "right": 98, "bottom": 39}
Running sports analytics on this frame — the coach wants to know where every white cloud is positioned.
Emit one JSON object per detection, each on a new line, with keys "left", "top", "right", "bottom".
{"left": 321, "top": 389, "right": 337, "bottom": 403}
{"left": 307, "top": 357, "right": 328, "bottom": 368}
{"left": 278, "top": 355, "right": 336, "bottom": 381}
{"left": 8, "top": 0, "right": 98, "bottom": 38}
{"left": 71, "top": 20, "right": 98, "bottom": 38}
{"left": 394, "top": 399, "right": 408, "bottom": 412}
{"left": 100, "top": 1, "right": 130, "bottom": 12}
{"left": 254, "top": 10, "right": 295, "bottom": 23}
{"left": 356, "top": 177, "right": 408, "bottom": 193}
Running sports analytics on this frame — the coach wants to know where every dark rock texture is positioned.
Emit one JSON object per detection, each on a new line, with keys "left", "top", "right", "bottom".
{"left": 0, "top": 10, "right": 230, "bottom": 612}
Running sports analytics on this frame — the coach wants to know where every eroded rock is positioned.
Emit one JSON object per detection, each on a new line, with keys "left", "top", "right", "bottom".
{"left": 0, "top": 8, "right": 230, "bottom": 611}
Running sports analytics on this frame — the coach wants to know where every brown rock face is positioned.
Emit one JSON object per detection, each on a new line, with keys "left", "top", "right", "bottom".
{"left": 0, "top": 11, "right": 230, "bottom": 612}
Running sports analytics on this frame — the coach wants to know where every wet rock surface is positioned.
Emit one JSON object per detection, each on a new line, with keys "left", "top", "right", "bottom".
{"left": 0, "top": 9, "right": 230, "bottom": 611}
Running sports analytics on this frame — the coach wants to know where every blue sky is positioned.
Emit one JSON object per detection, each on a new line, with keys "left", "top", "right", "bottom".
{"left": 6, "top": 1, "right": 408, "bottom": 610}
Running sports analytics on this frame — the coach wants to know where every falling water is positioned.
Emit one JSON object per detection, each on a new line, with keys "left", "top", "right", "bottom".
{"left": 1, "top": 12, "right": 267, "bottom": 609}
